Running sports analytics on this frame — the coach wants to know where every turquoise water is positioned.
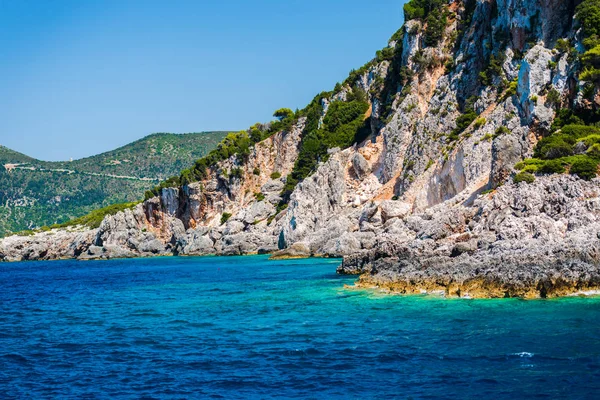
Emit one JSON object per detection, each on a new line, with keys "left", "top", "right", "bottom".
{"left": 1, "top": 256, "right": 600, "bottom": 399}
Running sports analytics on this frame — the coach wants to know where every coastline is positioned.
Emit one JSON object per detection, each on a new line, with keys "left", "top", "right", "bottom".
{"left": 339, "top": 246, "right": 600, "bottom": 299}
{"left": 4, "top": 247, "right": 600, "bottom": 299}
{"left": 4, "top": 175, "right": 600, "bottom": 300}
{"left": 352, "top": 276, "right": 600, "bottom": 299}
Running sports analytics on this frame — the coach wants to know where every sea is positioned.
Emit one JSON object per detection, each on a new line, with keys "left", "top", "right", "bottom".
{"left": 1, "top": 255, "right": 599, "bottom": 399}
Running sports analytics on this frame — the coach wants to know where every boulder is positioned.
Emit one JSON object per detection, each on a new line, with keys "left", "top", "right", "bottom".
{"left": 269, "top": 242, "right": 311, "bottom": 260}
{"left": 261, "top": 179, "right": 284, "bottom": 193}
{"left": 224, "top": 220, "right": 245, "bottom": 235}
{"left": 380, "top": 201, "right": 412, "bottom": 222}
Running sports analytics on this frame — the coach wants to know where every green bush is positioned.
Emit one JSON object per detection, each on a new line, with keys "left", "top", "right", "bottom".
{"left": 494, "top": 126, "right": 510, "bottom": 137}
{"left": 449, "top": 96, "right": 478, "bottom": 141}
{"left": 479, "top": 53, "right": 506, "bottom": 86}
{"left": 270, "top": 171, "right": 282, "bottom": 179}
{"left": 515, "top": 158, "right": 545, "bottom": 171}
{"left": 583, "top": 82, "right": 597, "bottom": 99}
{"left": 522, "top": 164, "right": 540, "bottom": 173}
{"left": 534, "top": 135, "right": 575, "bottom": 159}
{"left": 473, "top": 118, "right": 486, "bottom": 129}
{"left": 539, "top": 159, "right": 565, "bottom": 174}
{"left": 501, "top": 78, "right": 519, "bottom": 102}
{"left": 576, "top": 0, "right": 600, "bottom": 39}
{"left": 253, "top": 167, "right": 260, "bottom": 176}
{"left": 570, "top": 158, "right": 599, "bottom": 180}
{"left": 376, "top": 47, "right": 396, "bottom": 62}
{"left": 220, "top": 212, "right": 232, "bottom": 225}
{"left": 561, "top": 124, "right": 600, "bottom": 138}
{"left": 389, "top": 28, "right": 404, "bottom": 43}
{"left": 582, "top": 135, "right": 600, "bottom": 147}
{"left": 273, "top": 108, "right": 294, "bottom": 121}
{"left": 403, "top": 0, "right": 445, "bottom": 21}
{"left": 425, "top": 7, "right": 447, "bottom": 47}
{"left": 514, "top": 172, "right": 535, "bottom": 184}
{"left": 555, "top": 39, "right": 571, "bottom": 53}
{"left": 281, "top": 93, "right": 369, "bottom": 201}
{"left": 249, "top": 125, "right": 263, "bottom": 142}
{"left": 581, "top": 67, "right": 600, "bottom": 83}
{"left": 587, "top": 143, "right": 600, "bottom": 157}
{"left": 254, "top": 192, "right": 266, "bottom": 202}
{"left": 403, "top": 0, "right": 426, "bottom": 20}
{"left": 582, "top": 44, "right": 600, "bottom": 67}
{"left": 321, "top": 100, "right": 369, "bottom": 134}
{"left": 546, "top": 88, "right": 561, "bottom": 105}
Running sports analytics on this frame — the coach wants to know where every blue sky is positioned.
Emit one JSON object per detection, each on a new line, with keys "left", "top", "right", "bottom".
{"left": 0, "top": 0, "right": 405, "bottom": 161}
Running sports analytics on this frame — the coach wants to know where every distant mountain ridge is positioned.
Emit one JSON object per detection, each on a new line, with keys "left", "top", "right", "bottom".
{"left": 0, "top": 131, "right": 228, "bottom": 236}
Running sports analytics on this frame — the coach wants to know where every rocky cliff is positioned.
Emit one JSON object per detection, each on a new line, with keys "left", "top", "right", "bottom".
{"left": 3, "top": 0, "right": 600, "bottom": 298}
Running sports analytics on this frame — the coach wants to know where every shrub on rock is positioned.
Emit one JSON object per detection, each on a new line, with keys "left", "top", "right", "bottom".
{"left": 221, "top": 213, "right": 232, "bottom": 225}
{"left": 539, "top": 159, "right": 566, "bottom": 174}
{"left": 587, "top": 143, "right": 600, "bottom": 158}
{"left": 570, "top": 158, "right": 599, "bottom": 180}
{"left": 534, "top": 135, "right": 574, "bottom": 159}
{"left": 513, "top": 172, "right": 535, "bottom": 184}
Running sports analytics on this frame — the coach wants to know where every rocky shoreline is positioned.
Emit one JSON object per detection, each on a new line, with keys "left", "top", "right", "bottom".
{"left": 338, "top": 175, "right": 600, "bottom": 298}
{"left": 2, "top": 0, "right": 600, "bottom": 300}
{"left": 348, "top": 253, "right": 600, "bottom": 299}
{"left": 3, "top": 175, "right": 600, "bottom": 298}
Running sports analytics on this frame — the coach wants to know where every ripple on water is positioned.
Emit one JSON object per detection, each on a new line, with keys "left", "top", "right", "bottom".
{"left": 1, "top": 353, "right": 30, "bottom": 365}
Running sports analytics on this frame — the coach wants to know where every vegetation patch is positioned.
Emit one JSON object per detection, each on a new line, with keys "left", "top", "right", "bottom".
{"left": 500, "top": 78, "right": 518, "bottom": 102}
{"left": 577, "top": 0, "right": 600, "bottom": 87}
{"left": 479, "top": 53, "right": 506, "bottom": 86}
{"left": 448, "top": 96, "right": 478, "bottom": 141}
{"left": 146, "top": 110, "right": 299, "bottom": 199}
{"left": 515, "top": 107, "right": 600, "bottom": 181}
{"left": 473, "top": 118, "right": 486, "bottom": 129}
{"left": 494, "top": 126, "right": 510, "bottom": 138}
{"left": 513, "top": 172, "right": 535, "bottom": 184}
{"left": 403, "top": 0, "right": 447, "bottom": 48}
{"left": 220, "top": 212, "right": 232, "bottom": 225}
{"left": 38, "top": 201, "right": 142, "bottom": 231}
{"left": 280, "top": 88, "right": 370, "bottom": 201}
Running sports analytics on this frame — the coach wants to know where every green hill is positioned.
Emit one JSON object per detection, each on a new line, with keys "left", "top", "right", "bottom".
{"left": 0, "top": 131, "right": 228, "bottom": 236}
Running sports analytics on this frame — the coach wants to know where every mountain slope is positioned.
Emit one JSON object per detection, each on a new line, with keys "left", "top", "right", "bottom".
{"left": 3, "top": 0, "right": 600, "bottom": 297}
{"left": 0, "top": 131, "right": 228, "bottom": 236}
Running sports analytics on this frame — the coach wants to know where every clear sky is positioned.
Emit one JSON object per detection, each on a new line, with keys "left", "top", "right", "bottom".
{"left": 0, "top": 0, "right": 405, "bottom": 161}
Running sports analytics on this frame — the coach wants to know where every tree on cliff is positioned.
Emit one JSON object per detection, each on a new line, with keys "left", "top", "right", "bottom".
{"left": 273, "top": 108, "right": 294, "bottom": 121}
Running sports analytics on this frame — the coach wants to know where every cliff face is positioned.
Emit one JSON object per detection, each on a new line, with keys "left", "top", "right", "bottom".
{"left": 3, "top": 0, "right": 600, "bottom": 297}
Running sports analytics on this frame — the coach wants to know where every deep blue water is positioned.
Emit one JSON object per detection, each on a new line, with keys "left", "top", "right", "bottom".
{"left": 1, "top": 256, "right": 600, "bottom": 399}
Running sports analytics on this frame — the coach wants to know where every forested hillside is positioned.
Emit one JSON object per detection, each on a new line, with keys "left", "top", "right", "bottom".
{"left": 0, "top": 132, "right": 227, "bottom": 236}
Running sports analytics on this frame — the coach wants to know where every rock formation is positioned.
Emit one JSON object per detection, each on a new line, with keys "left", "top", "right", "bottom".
{"left": 3, "top": 0, "right": 600, "bottom": 298}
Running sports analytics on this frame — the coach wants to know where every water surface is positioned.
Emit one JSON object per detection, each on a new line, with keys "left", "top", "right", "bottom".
{"left": 1, "top": 255, "right": 599, "bottom": 399}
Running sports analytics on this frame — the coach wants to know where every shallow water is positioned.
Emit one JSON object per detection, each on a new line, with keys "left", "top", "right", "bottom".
{"left": 1, "top": 255, "right": 599, "bottom": 399}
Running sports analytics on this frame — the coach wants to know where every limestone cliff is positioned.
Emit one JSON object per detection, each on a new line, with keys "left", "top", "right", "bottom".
{"left": 3, "top": 0, "right": 600, "bottom": 298}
